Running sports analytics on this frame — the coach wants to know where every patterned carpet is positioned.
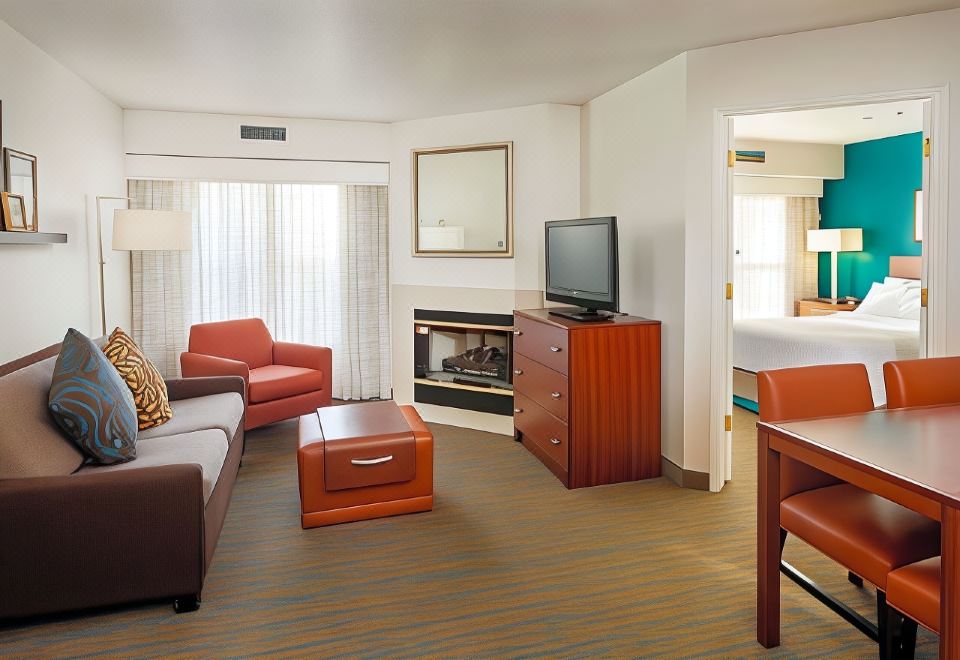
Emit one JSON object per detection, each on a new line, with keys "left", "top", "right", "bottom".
{"left": 0, "top": 408, "right": 938, "bottom": 658}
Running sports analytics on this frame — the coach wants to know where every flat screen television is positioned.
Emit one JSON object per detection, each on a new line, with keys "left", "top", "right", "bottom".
{"left": 544, "top": 216, "right": 619, "bottom": 322}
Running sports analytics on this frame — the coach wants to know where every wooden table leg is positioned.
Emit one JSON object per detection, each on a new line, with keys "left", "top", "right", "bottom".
{"left": 941, "top": 505, "right": 960, "bottom": 659}
{"left": 758, "top": 429, "right": 781, "bottom": 648}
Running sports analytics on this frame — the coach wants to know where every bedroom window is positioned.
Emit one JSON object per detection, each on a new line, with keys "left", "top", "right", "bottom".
{"left": 733, "top": 195, "right": 819, "bottom": 319}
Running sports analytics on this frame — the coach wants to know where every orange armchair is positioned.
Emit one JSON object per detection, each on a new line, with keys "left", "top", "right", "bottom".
{"left": 180, "top": 318, "right": 332, "bottom": 430}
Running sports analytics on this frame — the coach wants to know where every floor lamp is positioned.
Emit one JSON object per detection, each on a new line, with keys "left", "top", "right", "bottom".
{"left": 806, "top": 228, "right": 863, "bottom": 300}
{"left": 96, "top": 196, "right": 192, "bottom": 336}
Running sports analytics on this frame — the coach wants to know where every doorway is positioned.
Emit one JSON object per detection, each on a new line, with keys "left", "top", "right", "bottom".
{"left": 709, "top": 89, "right": 947, "bottom": 492}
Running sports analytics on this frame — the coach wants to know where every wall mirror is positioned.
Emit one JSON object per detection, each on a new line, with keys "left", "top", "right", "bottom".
{"left": 412, "top": 141, "right": 513, "bottom": 257}
{"left": 4, "top": 148, "right": 38, "bottom": 230}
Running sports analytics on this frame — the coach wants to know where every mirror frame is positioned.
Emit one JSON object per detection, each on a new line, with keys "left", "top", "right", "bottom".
{"left": 412, "top": 141, "right": 513, "bottom": 258}
{"left": 4, "top": 148, "right": 38, "bottom": 231}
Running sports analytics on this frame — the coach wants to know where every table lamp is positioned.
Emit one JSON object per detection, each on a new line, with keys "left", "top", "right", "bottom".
{"left": 96, "top": 197, "right": 192, "bottom": 335}
{"left": 806, "top": 228, "right": 863, "bottom": 300}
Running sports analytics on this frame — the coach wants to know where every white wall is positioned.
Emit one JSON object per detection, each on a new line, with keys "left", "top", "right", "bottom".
{"left": 580, "top": 54, "right": 687, "bottom": 467}
{"left": 390, "top": 104, "right": 581, "bottom": 291}
{"left": 389, "top": 103, "right": 579, "bottom": 433}
{"left": 124, "top": 110, "right": 390, "bottom": 162}
{"left": 122, "top": 110, "right": 391, "bottom": 184}
{"left": 0, "top": 19, "right": 124, "bottom": 362}
{"left": 682, "top": 8, "right": 960, "bottom": 474}
{"left": 733, "top": 139, "right": 843, "bottom": 179}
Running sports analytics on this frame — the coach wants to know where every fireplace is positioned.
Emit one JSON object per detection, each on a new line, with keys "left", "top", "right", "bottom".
{"left": 413, "top": 309, "right": 514, "bottom": 416}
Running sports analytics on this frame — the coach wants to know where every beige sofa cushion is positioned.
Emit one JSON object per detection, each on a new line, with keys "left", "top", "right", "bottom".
{"left": 0, "top": 356, "right": 84, "bottom": 479}
{"left": 77, "top": 429, "right": 228, "bottom": 503}
{"left": 137, "top": 392, "right": 243, "bottom": 444}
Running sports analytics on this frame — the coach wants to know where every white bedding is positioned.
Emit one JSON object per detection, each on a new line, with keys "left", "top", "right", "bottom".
{"left": 733, "top": 313, "right": 920, "bottom": 405}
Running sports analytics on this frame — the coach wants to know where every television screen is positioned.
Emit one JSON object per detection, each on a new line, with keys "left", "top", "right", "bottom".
{"left": 545, "top": 217, "right": 618, "bottom": 315}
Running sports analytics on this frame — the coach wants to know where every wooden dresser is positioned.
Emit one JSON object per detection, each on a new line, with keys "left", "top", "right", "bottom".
{"left": 512, "top": 308, "right": 661, "bottom": 489}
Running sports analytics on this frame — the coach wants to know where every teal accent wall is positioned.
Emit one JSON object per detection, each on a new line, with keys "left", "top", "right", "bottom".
{"left": 818, "top": 132, "right": 922, "bottom": 299}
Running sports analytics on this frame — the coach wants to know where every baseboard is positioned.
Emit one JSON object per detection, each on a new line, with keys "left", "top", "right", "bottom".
{"left": 660, "top": 456, "right": 710, "bottom": 491}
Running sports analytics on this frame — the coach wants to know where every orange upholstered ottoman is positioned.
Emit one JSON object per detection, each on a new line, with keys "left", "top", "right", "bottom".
{"left": 297, "top": 401, "right": 433, "bottom": 528}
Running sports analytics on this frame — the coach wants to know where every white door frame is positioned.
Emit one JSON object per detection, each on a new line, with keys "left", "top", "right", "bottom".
{"left": 708, "top": 87, "right": 950, "bottom": 492}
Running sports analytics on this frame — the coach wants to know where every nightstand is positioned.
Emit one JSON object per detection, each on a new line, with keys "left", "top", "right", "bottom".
{"left": 795, "top": 298, "right": 859, "bottom": 317}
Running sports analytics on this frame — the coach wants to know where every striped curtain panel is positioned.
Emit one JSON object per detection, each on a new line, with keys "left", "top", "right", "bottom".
{"left": 733, "top": 195, "right": 819, "bottom": 319}
{"left": 128, "top": 179, "right": 391, "bottom": 401}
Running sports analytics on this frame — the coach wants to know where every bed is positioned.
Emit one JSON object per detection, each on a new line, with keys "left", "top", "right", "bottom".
{"left": 733, "top": 256, "right": 922, "bottom": 408}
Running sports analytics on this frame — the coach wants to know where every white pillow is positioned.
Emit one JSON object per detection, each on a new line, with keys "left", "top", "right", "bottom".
{"left": 884, "top": 276, "right": 921, "bottom": 289}
{"left": 897, "top": 286, "right": 922, "bottom": 320}
{"left": 853, "top": 281, "right": 906, "bottom": 317}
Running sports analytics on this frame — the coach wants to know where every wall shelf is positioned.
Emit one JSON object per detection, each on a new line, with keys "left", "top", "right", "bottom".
{"left": 0, "top": 231, "right": 67, "bottom": 245}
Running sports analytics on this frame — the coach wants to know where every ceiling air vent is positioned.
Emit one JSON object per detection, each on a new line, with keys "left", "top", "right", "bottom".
{"left": 240, "top": 124, "right": 287, "bottom": 142}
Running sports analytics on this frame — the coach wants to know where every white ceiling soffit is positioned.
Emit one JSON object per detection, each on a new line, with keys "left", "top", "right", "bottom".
{"left": 734, "top": 100, "right": 925, "bottom": 144}
{"left": 0, "top": 0, "right": 958, "bottom": 123}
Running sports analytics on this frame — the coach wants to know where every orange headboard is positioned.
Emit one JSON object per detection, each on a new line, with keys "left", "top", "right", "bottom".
{"left": 890, "top": 256, "right": 921, "bottom": 280}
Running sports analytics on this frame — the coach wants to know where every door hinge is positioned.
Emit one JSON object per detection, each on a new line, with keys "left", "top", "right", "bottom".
{"left": 725, "top": 282, "right": 733, "bottom": 300}
{"left": 923, "top": 138, "right": 931, "bottom": 158}
{"left": 921, "top": 287, "right": 928, "bottom": 308}
{"left": 727, "top": 150, "right": 735, "bottom": 168}
{"left": 724, "top": 414, "right": 732, "bottom": 432}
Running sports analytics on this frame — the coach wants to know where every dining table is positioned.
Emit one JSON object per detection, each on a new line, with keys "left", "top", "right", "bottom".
{"left": 757, "top": 403, "right": 960, "bottom": 658}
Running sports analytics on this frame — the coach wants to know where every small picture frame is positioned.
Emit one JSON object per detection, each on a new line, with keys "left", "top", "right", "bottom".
{"left": 1, "top": 192, "right": 29, "bottom": 231}
{"left": 3, "top": 148, "right": 37, "bottom": 230}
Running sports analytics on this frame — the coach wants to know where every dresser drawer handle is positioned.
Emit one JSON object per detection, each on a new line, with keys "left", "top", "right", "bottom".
{"left": 514, "top": 408, "right": 523, "bottom": 414}
{"left": 351, "top": 455, "right": 393, "bottom": 466}
{"left": 549, "top": 438, "right": 561, "bottom": 445}
{"left": 514, "top": 369, "right": 523, "bottom": 375}
{"left": 513, "top": 329, "right": 523, "bottom": 336}
{"left": 549, "top": 345, "right": 562, "bottom": 352}
{"left": 551, "top": 391, "right": 561, "bottom": 399}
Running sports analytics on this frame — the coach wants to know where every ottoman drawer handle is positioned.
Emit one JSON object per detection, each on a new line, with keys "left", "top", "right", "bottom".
{"left": 351, "top": 455, "right": 394, "bottom": 466}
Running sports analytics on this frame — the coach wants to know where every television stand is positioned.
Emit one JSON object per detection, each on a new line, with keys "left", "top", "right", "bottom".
{"left": 548, "top": 307, "right": 614, "bottom": 322}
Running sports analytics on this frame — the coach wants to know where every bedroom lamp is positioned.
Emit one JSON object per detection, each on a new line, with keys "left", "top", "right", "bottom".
{"left": 806, "top": 228, "right": 863, "bottom": 300}
{"left": 96, "top": 198, "right": 192, "bottom": 335}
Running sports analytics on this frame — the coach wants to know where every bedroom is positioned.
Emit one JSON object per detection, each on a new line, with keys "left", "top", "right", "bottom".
{"left": 730, "top": 100, "right": 926, "bottom": 418}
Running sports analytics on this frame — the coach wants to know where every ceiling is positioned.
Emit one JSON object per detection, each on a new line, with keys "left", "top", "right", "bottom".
{"left": 1, "top": 0, "right": 958, "bottom": 123}
{"left": 735, "top": 100, "right": 925, "bottom": 144}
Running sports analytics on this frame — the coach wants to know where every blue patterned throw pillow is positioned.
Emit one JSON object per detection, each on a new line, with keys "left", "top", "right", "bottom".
{"left": 48, "top": 329, "right": 138, "bottom": 464}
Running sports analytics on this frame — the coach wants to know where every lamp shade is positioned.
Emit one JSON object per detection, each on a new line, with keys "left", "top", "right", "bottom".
{"left": 806, "top": 228, "right": 862, "bottom": 253}
{"left": 112, "top": 209, "right": 192, "bottom": 251}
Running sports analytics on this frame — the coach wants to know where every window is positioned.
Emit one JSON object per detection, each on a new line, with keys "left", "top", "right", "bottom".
{"left": 733, "top": 195, "right": 819, "bottom": 320}
{"left": 129, "top": 179, "right": 390, "bottom": 400}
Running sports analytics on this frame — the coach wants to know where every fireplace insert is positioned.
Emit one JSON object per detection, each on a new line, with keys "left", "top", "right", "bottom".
{"left": 413, "top": 309, "right": 514, "bottom": 416}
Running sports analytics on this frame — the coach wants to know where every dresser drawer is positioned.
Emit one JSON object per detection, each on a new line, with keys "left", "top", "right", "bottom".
{"left": 513, "top": 393, "right": 568, "bottom": 470}
{"left": 514, "top": 315, "right": 568, "bottom": 374}
{"left": 512, "top": 354, "right": 568, "bottom": 421}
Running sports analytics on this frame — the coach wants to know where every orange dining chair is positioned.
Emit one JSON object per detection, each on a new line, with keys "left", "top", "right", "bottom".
{"left": 758, "top": 364, "right": 940, "bottom": 654}
{"left": 881, "top": 356, "right": 960, "bottom": 659}
{"left": 884, "top": 356, "right": 960, "bottom": 410}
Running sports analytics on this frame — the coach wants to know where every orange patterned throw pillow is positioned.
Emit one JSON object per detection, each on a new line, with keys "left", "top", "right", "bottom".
{"left": 103, "top": 328, "right": 173, "bottom": 430}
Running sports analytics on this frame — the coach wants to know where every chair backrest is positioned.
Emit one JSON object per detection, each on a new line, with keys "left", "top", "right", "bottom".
{"left": 188, "top": 318, "right": 274, "bottom": 369}
{"left": 757, "top": 363, "right": 874, "bottom": 423}
{"left": 884, "top": 356, "right": 960, "bottom": 409}
{"left": 758, "top": 364, "right": 875, "bottom": 499}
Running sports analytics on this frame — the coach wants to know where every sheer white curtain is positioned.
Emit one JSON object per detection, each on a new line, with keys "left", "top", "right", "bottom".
{"left": 129, "top": 179, "right": 390, "bottom": 400}
{"left": 733, "top": 195, "right": 819, "bottom": 319}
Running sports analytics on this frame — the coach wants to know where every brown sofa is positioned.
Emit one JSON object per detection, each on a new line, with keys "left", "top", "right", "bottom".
{"left": 0, "top": 342, "right": 245, "bottom": 620}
